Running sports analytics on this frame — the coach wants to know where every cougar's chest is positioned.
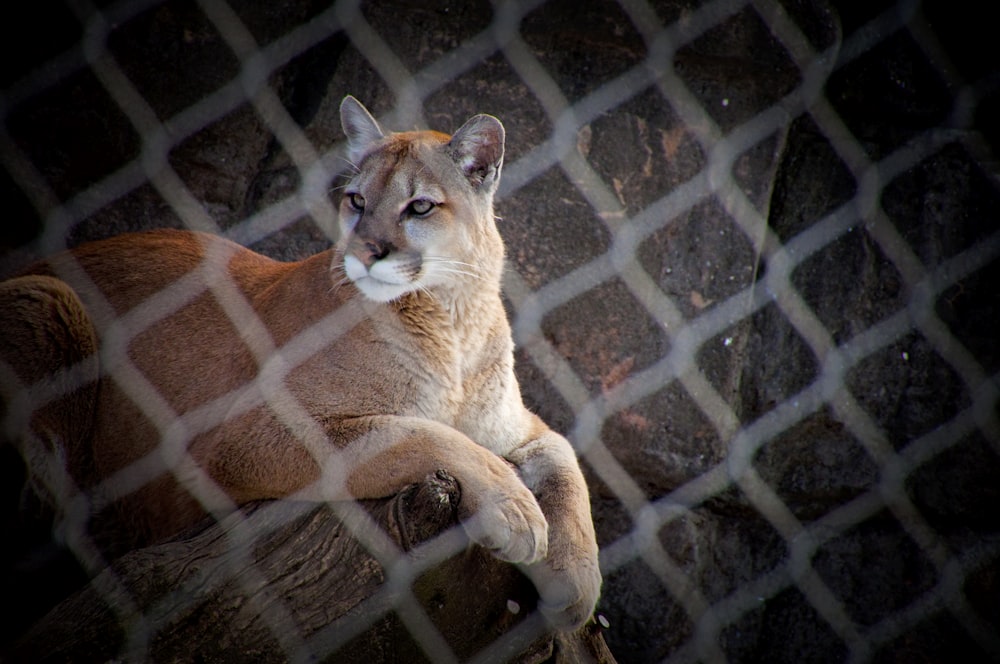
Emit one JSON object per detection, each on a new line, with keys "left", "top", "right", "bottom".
{"left": 295, "top": 292, "right": 463, "bottom": 417}
{"left": 383, "top": 295, "right": 520, "bottom": 447}
{"left": 301, "top": 289, "right": 523, "bottom": 450}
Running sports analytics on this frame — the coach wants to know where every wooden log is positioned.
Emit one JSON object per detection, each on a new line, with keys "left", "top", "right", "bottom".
{"left": 10, "top": 471, "right": 616, "bottom": 663}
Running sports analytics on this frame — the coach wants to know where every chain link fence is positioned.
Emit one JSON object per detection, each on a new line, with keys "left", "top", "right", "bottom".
{"left": 2, "top": 0, "right": 999, "bottom": 661}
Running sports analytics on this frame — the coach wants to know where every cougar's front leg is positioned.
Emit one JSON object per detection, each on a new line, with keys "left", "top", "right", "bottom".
{"left": 507, "top": 422, "right": 602, "bottom": 630}
{"left": 295, "top": 415, "right": 549, "bottom": 565}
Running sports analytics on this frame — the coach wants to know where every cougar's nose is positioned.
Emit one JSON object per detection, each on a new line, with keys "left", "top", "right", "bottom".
{"left": 360, "top": 239, "right": 392, "bottom": 267}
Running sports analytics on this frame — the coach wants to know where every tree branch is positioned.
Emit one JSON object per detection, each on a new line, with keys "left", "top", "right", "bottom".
{"left": 11, "top": 472, "right": 616, "bottom": 663}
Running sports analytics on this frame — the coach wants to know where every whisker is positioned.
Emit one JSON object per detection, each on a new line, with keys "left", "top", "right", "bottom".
{"left": 423, "top": 256, "right": 477, "bottom": 266}
{"left": 335, "top": 155, "right": 361, "bottom": 174}
{"left": 426, "top": 265, "right": 487, "bottom": 281}
{"left": 416, "top": 283, "right": 436, "bottom": 301}
{"left": 424, "top": 257, "right": 480, "bottom": 270}
{"left": 328, "top": 262, "right": 353, "bottom": 294}
{"left": 420, "top": 257, "right": 490, "bottom": 283}
{"left": 422, "top": 257, "right": 485, "bottom": 277}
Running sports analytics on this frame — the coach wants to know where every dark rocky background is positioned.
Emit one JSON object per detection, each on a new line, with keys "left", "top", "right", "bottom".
{"left": 1, "top": 0, "right": 998, "bottom": 661}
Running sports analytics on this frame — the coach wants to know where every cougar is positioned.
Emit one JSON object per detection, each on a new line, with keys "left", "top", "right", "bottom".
{"left": 0, "top": 96, "right": 601, "bottom": 630}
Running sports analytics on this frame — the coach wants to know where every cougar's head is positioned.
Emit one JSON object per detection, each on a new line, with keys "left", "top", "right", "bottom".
{"left": 335, "top": 96, "right": 505, "bottom": 303}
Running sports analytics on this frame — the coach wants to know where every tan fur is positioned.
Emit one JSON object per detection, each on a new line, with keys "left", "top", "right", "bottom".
{"left": 0, "top": 97, "right": 600, "bottom": 629}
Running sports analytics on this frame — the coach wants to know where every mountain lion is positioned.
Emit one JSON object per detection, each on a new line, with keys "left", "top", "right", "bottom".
{"left": 0, "top": 96, "right": 600, "bottom": 630}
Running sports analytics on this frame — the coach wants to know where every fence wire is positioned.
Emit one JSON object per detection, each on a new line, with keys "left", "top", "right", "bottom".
{"left": 1, "top": 0, "right": 998, "bottom": 662}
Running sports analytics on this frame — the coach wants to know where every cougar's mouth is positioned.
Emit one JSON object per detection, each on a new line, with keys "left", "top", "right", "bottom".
{"left": 343, "top": 253, "right": 423, "bottom": 302}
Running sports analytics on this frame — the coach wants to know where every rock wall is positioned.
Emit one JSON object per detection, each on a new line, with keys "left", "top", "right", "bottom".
{"left": 2, "top": 0, "right": 998, "bottom": 662}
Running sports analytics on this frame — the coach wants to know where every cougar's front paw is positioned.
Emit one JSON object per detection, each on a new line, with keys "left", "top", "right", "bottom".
{"left": 460, "top": 485, "right": 548, "bottom": 564}
{"left": 524, "top": 543, "right": 601, "bottom": 630}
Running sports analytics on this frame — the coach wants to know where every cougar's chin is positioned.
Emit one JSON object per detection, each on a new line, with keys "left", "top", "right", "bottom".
{"left": 353, "top": 277, "right": 417, "bottom": 303}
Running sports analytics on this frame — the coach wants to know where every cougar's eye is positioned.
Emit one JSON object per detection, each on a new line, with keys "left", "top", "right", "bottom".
{"left": 347, "top": 193, "right": 365, "bottom": 211}
{"left": 408, "top": 199, "right": 435, "bottom": 216}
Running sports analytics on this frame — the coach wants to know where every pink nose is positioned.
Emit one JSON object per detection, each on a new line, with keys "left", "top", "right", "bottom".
{"left": 357, "top": 240, "right": 391, "bottom": 267}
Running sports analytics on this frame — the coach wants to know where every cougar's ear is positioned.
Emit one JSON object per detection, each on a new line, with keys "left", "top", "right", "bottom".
{"left": 340, "top": 96, "right": 385, "bottom": 164}
{"left": 448, "top": 114, "right": 505, "bottom": 193}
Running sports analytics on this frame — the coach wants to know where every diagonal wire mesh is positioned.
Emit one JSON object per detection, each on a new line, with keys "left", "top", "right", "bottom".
{"left": 1, "top": 0, "right": 998, "bottom": 661}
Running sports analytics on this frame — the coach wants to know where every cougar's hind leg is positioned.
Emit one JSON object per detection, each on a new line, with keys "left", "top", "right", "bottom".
{"left": 0, "top": 274, "right": 101, "bottom": 647}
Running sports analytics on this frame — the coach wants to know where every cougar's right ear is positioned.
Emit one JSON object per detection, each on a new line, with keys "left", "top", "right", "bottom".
{"left": 340, "top": 96, "right": 385, "bottom": 165}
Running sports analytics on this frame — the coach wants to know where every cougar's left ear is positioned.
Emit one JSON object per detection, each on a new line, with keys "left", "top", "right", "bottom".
{"left": 340, "top": 95, "right": 385, "bottom": 164}
{"left": 448, "top": 114, "right": 504, "bottom": 193}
